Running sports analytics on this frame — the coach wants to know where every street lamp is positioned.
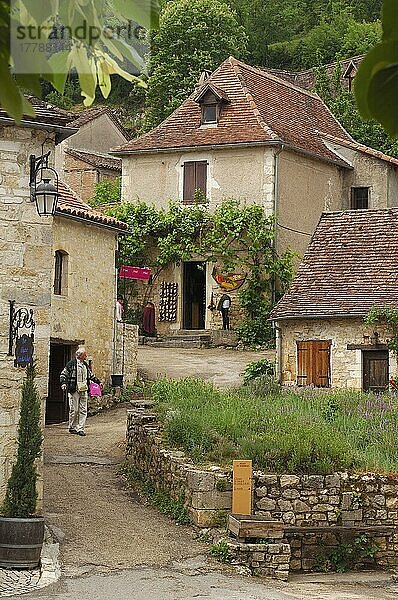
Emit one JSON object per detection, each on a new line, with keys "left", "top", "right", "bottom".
{"left": 29, "top": 147, "right": 59, "bottom": 216}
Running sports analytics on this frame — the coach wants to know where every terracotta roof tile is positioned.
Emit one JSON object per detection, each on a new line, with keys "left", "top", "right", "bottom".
{"left": 56, "top": 181, "right": 127, "bottom": 231}
{"left": 65, "top": 148, "right": 122, "bottom": 171}
{"left": 261, "top": 55, "right": 364, "bottom": 91}
{"left": 0, "top": 96, "right": 72, "bottom": 128}
{"left": 113, "top": 56, "right": 352, "bottom": 166}
{"left": 270, "top": 209, "right": 398, "bottom": 320}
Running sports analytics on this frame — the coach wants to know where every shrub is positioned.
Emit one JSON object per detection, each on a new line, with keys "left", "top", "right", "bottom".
{"left": 243, "top": 358, "right": 275, "bottom": 383}
{"left": 2, "top": 365, "right": 43, "bottom": 518}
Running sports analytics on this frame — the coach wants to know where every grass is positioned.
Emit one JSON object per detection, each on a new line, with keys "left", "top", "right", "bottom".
{"left": 119, "top": 463, "right": 190, "bottom": 525}
{"left": 148, "top": 378, "right": 398, "bottom": 475}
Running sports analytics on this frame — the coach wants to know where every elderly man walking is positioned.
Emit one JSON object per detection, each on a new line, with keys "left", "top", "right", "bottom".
{"left": 60, "top": 347, "right": 101, "bottom": 436}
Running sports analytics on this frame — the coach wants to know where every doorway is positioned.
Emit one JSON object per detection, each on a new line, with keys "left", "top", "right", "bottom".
{"left": 46, "top": 342, "right": 76, "bottom": 424}
{"left": 183, "top": 261, "right": 206, "bottom": 330}
{"left": 362, "top": 350, "right": 389, "bottom": 393}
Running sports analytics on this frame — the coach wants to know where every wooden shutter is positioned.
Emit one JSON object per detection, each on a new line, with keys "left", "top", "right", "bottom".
{"left": 183, "top": 161, "right": 207, "bottom": 204}
{"left": 297, "top": 341, "right": 330, "bottom": 387}
{"left": 195, "top": 161, "right": 207, "bottom": 198}
{"left": 183, "top": 162, "right": 196, "bottom": 204}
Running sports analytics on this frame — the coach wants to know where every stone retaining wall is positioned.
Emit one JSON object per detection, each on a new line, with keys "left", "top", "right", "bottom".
{"left": 126, "top": 409, "right": 398, "bottom": 573}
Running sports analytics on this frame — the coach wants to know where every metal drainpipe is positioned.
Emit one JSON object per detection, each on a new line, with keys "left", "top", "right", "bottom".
{"left": 272, "top": 144, "right": 284, "bottom": 305}
{"left": 274, "top": 323, "right": 283, "bottom": 384}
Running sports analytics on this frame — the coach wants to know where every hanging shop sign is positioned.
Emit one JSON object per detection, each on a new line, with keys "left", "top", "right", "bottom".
{"left": 119, "top": 265, "right": 151, "bottom": 281}
{"left": 212, "top": 266, "right": 247, "bottom": 291}
{"left": 8, "top": 301, "right": 35, "bottom": 367}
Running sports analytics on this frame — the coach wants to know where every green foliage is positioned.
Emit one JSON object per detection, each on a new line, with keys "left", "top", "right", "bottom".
{"left": 143, "top": 0, "right": 247, "bottom": 129}
{"left": 2, "top": 365, "right": 43, "bottom": 518}
{"left": 243, "top": 359, "right": 275, "bottom": 384}
{"left": 210, "top": 540, "right": 230, "bottom": 562}
{"left": 1, "top": 1, "right": 158, "bottom": 122}
{"left": 120, "top": 463, "right": 190, "bottom": 524}
{"left": 89, "top": 177, "right": 122, "bottom": 207}
{"left": 314, "top": 63, "right": 398, "bottom": 157}
{"left": 108, "top": 199, "right": 294, "bottom": 346}
{"left": 364, "top": 306, "right": 398, "bottom": 357}
{"left": 355, "top": 0, "right": 398, "bottom": 136}
{"left": 150, "top": 377, "right": 398, "bottom": 474}
{"left": 317, "top": 534, "right": 378, "bottom": 572}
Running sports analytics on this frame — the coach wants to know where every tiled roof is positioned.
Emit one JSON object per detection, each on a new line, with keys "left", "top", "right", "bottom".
{"left": 321, "top": 133, "right": 398, "bottom": 167}
{"left": 270, "top": 209, "right": 398, "bottom": 320}
{"left": 0, "top": 96, "right": 73, "bottom": 128}
{"left": 65, "top": 148, "right": 122, "bottom": 171}
{"left": 113, "top": 56, "right": 352, "bottom": 166}
{"left": 56, "top": 181, "right": 127, "bottom": 231}
{"left": 68, "top": 106, "right": 129, "bottom": 139}
{"left": 262, "top": 55, "right": 364, "bottom": 91}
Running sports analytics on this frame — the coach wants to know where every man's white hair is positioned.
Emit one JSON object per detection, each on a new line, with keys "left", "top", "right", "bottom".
{"left": 76, "top": 346, "right": 86, "bottom": 357}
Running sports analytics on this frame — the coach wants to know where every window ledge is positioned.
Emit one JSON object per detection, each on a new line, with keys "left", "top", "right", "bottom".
{"left": 200, "top": 123, "right": 218, "bottom": 129}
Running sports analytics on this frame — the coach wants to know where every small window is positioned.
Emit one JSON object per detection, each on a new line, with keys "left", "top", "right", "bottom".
{"left": 351, "top": 187, "right": 369, "bottom": 209}
{"left": 202, "top": 104, "right": 217, "bottom": 124}
{"left": 54, "top": 250, "right": 68, "bottom": 296}
{"left": 183, "top": 161, "right": 207, "bottom": 204}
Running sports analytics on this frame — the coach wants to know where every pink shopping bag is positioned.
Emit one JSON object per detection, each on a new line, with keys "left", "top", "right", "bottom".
{"left": 89, "top": 382, "right": 102, "bottom": 397}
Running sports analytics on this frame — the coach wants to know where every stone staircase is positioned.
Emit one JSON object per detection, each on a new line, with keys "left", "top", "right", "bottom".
{"left": 139, "top": 329, "right": 238, "bottom": 348}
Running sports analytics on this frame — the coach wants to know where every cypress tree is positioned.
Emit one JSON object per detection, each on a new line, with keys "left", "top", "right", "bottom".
{"left": 2, "top": 364, "right": 43, "bottom": 518}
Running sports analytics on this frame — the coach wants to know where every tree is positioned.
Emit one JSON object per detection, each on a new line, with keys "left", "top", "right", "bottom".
{"left": 2, "top": 364, "right": 43, "bottom": 518}
{"left": 142, "top": 0, "right": 247, "bottom": 130}
{"left": 355, "top": 0, "right": 398, "bottom": 136}
{"left": 0, "top": 0, "right": 159, "bottom": 123}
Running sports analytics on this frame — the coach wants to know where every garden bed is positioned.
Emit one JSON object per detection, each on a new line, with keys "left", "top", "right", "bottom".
{"left": 148, "top": 377, "right": 398, "bottom": 474}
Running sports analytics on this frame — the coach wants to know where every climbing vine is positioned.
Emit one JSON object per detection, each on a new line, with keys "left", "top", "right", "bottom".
{"left": 107, "top": 199, "right": 294, "bottom": 345}
{"left": 364, "top": 306, "right": 398, "bottom": 357}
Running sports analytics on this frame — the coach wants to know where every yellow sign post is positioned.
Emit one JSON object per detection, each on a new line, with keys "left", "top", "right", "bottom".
{"left": 232, "top": 459, "right": 252, "bottom": 515}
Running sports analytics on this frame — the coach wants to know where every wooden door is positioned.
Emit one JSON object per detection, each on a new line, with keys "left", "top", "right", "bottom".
{"left": 183, "top": 261, "right": 206, "bottom": 330}
{"left": 363, "top": 351, "right": 389, "bottom": 393}
{"left": 297, "top": 341, "right": 331, "bottom": 387}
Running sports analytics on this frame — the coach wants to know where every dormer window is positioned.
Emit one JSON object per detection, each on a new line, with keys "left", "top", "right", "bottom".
{"left": 202, "top": 103, "right": 217, "bottom": 124}
{"left": 194, "top": 82, "right": 230, "bottom": 127}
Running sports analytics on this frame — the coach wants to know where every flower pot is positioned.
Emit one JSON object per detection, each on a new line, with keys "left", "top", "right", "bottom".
{"left": 0, "top": 515, "right": 44, "bottom": 569}
{"left": 111, "top": 374, "right": 123, "bottom": 387}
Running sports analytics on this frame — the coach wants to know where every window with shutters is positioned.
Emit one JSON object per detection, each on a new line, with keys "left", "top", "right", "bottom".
{"left": 183, "top": 161, "right": 207, "bottom": 204}
{"left": 54, "top": 250, "right": 68, "bottom": 296}
{"left": 297, "top": 340, "right": 331, "bottom": 387}
{"left": 351, "top": 187, "right": 369, "bottom": 209}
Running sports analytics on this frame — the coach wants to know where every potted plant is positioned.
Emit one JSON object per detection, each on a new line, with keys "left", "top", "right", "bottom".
{"left": 0, "top": 363, "right": 45, "bottom": 569}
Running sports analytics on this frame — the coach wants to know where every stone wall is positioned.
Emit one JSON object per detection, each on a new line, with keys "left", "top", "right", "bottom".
{"left": 0, "top": 126, "right": 55, "bottom": 508}
{"left": 63, "top": 151, "right": 119, "bottom": 201}
{"left": 52, "top": 217, "right": 119, "bottom": 385}
{"left": 277, "top": 318, "right": 397, "bottom": 388}
{"left": 126, "top": 410, "right": 398, "bottom": 573}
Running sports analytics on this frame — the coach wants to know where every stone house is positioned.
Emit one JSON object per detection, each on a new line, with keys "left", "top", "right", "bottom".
{"left": 112, "top": 56, "right": 398, "bottom": 336}
{"left": 56, "top": 106, "right": 127, "bottom": 201}
{"left": 270, "top": 208, "right": 398, "bottom": 390}
{"left": 0, "top": 101, "right": 134, "bottom": 507}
